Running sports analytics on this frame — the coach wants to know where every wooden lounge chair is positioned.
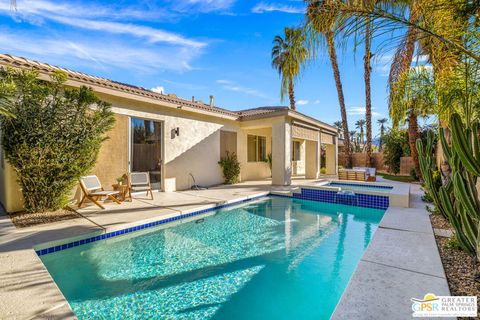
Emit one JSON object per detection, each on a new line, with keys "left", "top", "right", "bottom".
{"left": 338, "top": 170, "right": 348, "bottom": 180}
{"left": 355, "top": 171, "right": 366, "bottom": 181}
{"left": 347, "top": 171, "right": 357, "bottom": 180}
{"left": 79, "top": 175, "right": 121, "bottom": 209}
{"left": 128, "top": 172, "right": 154, "bottom": 200}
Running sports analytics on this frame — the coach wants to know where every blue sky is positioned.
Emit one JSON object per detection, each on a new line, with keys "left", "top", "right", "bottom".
{"left": 0, "top": 0, "right": 415, "bottom": 137}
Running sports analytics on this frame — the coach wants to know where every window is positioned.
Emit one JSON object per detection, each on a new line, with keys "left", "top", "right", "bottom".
{"left": 247, "top": 135, "right": 267, "bottom": 162}
{"left": 292, "top": 140, "right": 301, "bottom": 161}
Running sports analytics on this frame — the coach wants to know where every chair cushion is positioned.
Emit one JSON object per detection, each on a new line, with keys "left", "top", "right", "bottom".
{"left": 130, "top": 172, "right": 150, "bottom": 186}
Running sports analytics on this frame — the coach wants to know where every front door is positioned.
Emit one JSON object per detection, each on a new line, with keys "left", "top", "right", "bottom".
{"left": 131, "top": 117, "right": 163, "bottom": 190}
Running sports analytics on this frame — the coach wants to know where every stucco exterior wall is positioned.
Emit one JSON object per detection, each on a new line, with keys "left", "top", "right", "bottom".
{"left": 0, "top": 160, "right": 23, "bottom": 212}
{"left": 93, "top": 114, "right": 129, "bottom": 187}
{"left": 238, "top": 127, "right": 272, "bottom": 181}
{"left": 96, "top": 93, "right": 240, "bottom": 191}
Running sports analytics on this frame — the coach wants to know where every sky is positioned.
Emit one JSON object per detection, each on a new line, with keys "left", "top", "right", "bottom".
{"left": 0, "top": 0, "right": 417, "bottom": 138}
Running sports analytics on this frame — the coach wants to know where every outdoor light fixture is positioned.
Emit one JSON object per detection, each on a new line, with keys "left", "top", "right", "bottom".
{"left": 171, "top": 127, "right": 180, "bottom": 139}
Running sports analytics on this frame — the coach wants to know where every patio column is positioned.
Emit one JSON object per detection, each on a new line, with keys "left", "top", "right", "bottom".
{"left": 305, "top": 140, "right": 319, "bottom": 179}
{"left": 325, "top": 143, "right": 336, "bottom": 175}
{"left": 272, "top": 121, "right": 292, "bottom": 185}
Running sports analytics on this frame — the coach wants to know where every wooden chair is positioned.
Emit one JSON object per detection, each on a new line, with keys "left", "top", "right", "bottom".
{"left": 128, "top": 172, "right": 154, "bottom": 200}
{"left": 347, "top": 171, "right": 357, "bottom": 180}
{"left": 338, "top": 170, "right": 348, "bottom": 180}
{"left": 355, "top": 171, "right": 366, "bottom": 181}
{"left": 79, "top": 175, "right": 121, "bottom": 209}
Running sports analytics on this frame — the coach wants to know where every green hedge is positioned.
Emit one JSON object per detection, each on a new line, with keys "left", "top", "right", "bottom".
{"left": 0, "top": 68, "right": 115, "bottom": 212}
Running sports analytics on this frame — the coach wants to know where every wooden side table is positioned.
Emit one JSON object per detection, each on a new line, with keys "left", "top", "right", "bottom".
{"left": 112, "top": 184, "right": 128, "bottom": 201}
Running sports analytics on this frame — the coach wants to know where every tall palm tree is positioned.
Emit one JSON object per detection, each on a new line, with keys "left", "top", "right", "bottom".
{"left": 305, "top": 0, "right": 352, "bottom": 167}
{"left": 377, "top": 118, "right": 388, "bottom": 151}
{"left": 364, "top": 10, "right": 374, "bottom": 167}
{"left": 349, "top": 130, "right": 357, "bottom": 152}
{"left": 355, "top": 119, "right": 366, "bottom": 147}
{"left": 390, "top": 67, "right": 436, "bottom": 179}
{"left": 272, "top": 27, "right": 307, "bottom": 110}
{"left": 333, "top": 120, "right": 343, "bottom": 138}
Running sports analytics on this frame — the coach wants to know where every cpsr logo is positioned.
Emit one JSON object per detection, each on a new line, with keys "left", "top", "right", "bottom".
{"left": 411, "top": 293, "right": 477, "bottom": 317}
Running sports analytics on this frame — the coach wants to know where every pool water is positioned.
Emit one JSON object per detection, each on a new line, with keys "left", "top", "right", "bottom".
{"left": 40, "top": 196, "right": 384, "bottom": 320}
{"left": 327, "top": 182, "right": 393, "bottom": 193}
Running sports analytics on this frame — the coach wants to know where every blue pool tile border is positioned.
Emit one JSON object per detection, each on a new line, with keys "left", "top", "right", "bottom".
{"left": 328, "top": 182, "right": 393, "bottom": 190}
{"left": 288, "top": 188, "right": 389, "bottom": 210}
{"left": 36, "top": 188, "right": 389, "bottom": 257}
{"left": 36, "top": 194, "right": 267, "bottom": 257}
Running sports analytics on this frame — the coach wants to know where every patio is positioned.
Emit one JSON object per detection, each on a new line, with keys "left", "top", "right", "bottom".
{"left": 0, "top": 177, "right": 449, "bottom": 319}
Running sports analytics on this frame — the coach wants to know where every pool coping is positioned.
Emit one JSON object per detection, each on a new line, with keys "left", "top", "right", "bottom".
{"left": 34, "top": 192, "right": 270, "bottom": 255}
{"left": 1, "top": 183, "right": 449, "bottom": 320}
{"left": 330, "top": 184, "right": 453, "bottom": 320}
{"left": 272, "top": 179, "right": 410, "bottom": 208}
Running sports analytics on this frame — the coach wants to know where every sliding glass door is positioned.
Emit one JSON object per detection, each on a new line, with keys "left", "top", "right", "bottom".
{"left": 131, "top": 117, "right": 163, "bottom": 190}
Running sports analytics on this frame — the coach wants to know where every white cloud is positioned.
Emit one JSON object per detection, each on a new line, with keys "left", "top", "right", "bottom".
{"left": 50, "top": 16, "right": 206, "bottom": 48}
{"left": 252, "top": 2, "right": 304, "bottom": 14}
{"left": 170, "top": 0, "right": 236, "bottom": 13}
{"left": 314, "top": 99, "right": 320, "bottom": 104}
{"left": 1, "top": 1, "right": 206, "bottom": 49}
{"left": 347, "top": 106, "right": 382, "bottom": 118}
{"left": 216, "top": 79, "right": 267, "bottom": 98}
{"left": 297, "top": 99, "right": 308, "bottom": 105}
{"left": 151, "top": 86, "right": 165, "bottom": 94}
{"left": 0, "top": 31, "right": 200, "bottom": 72}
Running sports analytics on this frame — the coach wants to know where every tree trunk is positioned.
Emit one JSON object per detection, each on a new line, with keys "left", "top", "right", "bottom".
{"left": 326, "top": 30, "right": 351, "bottom": 168}
{"left": 408, "top": 112, "right": 422, "bottom": 180}
{"left": 364, "top": 18, "right": 373, "bottom": 167}
{"left": 288, "top": 80, "right": 295, "bottom": 110}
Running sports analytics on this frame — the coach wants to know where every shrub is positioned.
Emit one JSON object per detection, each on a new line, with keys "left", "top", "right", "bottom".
{"left": 218, "top": 151, "right": 241, "bottom": 184}
{"left": 383, "top": 128, "right": 407, "bottom": 174}
{"left": 409, "top": 168, "right": 418, "bottom": 181}
{"left": 0, "top": 68, "right": 115, "bottom": 212}
{"left": 320, "top": 167, "right": 326, "bottom": 174}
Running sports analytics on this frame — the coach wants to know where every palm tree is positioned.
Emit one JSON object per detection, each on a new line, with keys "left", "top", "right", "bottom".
{"left": 355, "top": 119, "right": 366, "bottom": 147}
{"left": 305, "top": 0, "right": 352, "bottom": 167}
{"left": 364, "top": 10, "right": 374, "bottom": 167}
{"left": 333, "top": 120, "right": 343, "bottom": 139}
{"left": 272, "top": 27, "right": 307, "bottom": 110}
{"left": 390, "top": 67, "right": 436, "bottom": 180}
{"left": 377, "top": 118, "right": 388, "bottom": 151}
{"left": 349, "top": 130, "right": 357, "bottom": 152}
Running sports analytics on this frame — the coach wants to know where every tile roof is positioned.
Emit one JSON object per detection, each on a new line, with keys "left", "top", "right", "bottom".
{"left": 0, "top": 54, "right": 238, "bottom": 117}
{"left": 0, "top": 54, "right": 336, "bottom": 132}
{"left": 237, "top": 106, "right": 289, "bottom": 120}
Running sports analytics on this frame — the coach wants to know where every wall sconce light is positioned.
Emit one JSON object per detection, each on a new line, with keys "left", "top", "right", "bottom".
{"left": 171, "top": 127, "right": 180, "bottom": 139}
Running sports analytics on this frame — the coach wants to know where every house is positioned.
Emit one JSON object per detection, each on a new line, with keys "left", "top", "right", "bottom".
{"left": 0, "top": 54, "right": 338, "bottom": 212}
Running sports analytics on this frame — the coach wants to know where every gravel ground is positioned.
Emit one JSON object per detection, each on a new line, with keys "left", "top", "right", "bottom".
{"left": 430, "top": 213, "right": 452, "bottom": 230}
{"left": 9, "top": 208, "right": 79, "bottom": 228}
{"left": 435, "top": 236, "right": 480, "bottom": 319}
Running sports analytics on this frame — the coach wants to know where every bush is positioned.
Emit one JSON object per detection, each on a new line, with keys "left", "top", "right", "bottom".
{"left": 0, "top": 68, "right": 115, "bottom": 212}
{"left": 320, "top": 167, "right": 326, "bottom": 174}
{"left": 383, "top": 128, "right": 408, "bottom": 174}
{"left": 409, "top": 168, "right": 418, "bottom": 181}
{"left": 218, "top": 151, "right": 241, "bottom": 184}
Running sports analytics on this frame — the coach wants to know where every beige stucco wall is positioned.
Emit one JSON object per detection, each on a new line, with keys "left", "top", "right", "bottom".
{"left": 238, "top": 127, "right": 272, "bottom": 181}
{"left": 95, "top": 93, "right": 245, "bottom": 192}
{"left": 0, "top": 160, "right": 23, "bottom": 212}
{"left": 93, "top": 114, "right": 129, "bottom": 188}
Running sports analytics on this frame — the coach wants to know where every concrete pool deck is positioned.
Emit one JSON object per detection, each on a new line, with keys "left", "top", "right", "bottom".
{"left": 0, "top": 178, "right": 451, "bottom": 319}
{"left": 331, "top": 183, "right": 452, "bottom": 320}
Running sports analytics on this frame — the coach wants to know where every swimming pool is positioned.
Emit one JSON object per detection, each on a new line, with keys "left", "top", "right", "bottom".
{"left": 326, "top": 182, "right": 393, "bottom": 193}
{"left": 40, "top": 196, "right": 384, "bottom": 319}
